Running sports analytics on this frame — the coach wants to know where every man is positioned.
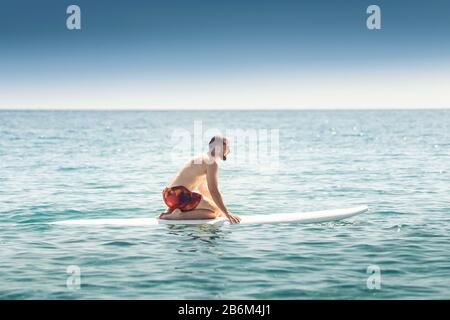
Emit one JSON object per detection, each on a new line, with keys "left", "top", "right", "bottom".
{"left": 158, "top": 135, "right": 241, "bottom": 224}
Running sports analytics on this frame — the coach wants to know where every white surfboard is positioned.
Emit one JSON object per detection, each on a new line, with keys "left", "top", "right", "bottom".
{"left": 49, "top": 205, "right": 368, "bottom": 226}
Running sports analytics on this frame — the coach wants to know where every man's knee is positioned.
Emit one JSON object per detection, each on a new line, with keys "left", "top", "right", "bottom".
{"left": 205, "top": 209, "right": 220, "bottom": 219}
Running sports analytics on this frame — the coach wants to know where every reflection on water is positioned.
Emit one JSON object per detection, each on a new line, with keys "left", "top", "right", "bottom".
{"left": 167, "top": 224, "right": 228, "bottom": 249}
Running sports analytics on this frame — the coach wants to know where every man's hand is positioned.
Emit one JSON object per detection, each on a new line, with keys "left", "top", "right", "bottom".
{"left": 226, "top": 212, "right": 241, "bottom": 224}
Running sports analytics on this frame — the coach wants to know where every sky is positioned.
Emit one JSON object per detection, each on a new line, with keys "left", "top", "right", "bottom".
{"left": 0, "top": 0, "right": 449, "bottom": 109}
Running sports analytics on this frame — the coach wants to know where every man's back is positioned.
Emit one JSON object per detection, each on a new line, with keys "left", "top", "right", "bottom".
{"left": 167, "top": 154, "right": 209, "bottom": 191}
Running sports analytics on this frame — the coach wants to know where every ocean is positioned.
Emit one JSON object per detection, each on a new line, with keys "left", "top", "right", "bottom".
{"left": 0, "top": 109, "right": 449, "bottom": 299}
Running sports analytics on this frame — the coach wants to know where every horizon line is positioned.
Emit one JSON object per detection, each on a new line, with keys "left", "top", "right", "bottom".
{"left": 0, "top": 107, "right": 449, "bottom": 112}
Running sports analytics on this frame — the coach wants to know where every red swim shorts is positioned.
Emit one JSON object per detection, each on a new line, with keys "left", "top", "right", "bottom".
{"left": 162, "top": 186, "right": 202, "bottom": 211}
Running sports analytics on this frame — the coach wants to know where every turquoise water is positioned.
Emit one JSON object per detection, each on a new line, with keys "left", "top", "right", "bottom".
{"left": 1, "top": 110, "right": 449, "bottom": 299}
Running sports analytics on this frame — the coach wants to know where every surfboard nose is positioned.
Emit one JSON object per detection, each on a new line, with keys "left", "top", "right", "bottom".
{"left": 356, "top": 205, "right": 369, "bottom": 213}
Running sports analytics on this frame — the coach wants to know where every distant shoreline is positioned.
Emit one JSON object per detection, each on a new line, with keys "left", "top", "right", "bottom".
{"left": 1, "top": 108, "right": 449, "bottom": 112}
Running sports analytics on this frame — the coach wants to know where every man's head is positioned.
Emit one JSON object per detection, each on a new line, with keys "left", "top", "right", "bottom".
{"left": 209, "top": 135, "right": 230, "bottom": 161}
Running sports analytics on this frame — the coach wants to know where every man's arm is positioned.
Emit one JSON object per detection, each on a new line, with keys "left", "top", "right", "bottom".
{"left": 206, "top": 162, "right": 241, "bottom": 223}
{"left": 198, "top": 180, "right": 213, "bottom": 200}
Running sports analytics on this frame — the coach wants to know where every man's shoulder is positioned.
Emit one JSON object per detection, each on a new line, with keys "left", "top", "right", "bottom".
{"left": 191, "top": 153, "right": 217, "bottom": 167}
{"left": 197, "top": 153, "right": 217, "bottom": 168}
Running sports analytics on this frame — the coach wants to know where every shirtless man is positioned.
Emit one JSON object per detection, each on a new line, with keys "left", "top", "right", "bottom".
{"left": 158, "top": 135, "right": 241, "bottom": 224}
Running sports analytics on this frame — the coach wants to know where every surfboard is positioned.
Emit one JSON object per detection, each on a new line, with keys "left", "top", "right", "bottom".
{"left": 49, "top": 205, "right": 368, "bottom": 226}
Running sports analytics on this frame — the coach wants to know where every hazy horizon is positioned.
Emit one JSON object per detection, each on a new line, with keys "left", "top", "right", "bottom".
{"left": 1, "top": 107, "right": 449, "bottom": 111}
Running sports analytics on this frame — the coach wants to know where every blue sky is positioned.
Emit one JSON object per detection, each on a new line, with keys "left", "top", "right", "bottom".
{"left": 1, "top": 0, "right": 449, "bottom": 109}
